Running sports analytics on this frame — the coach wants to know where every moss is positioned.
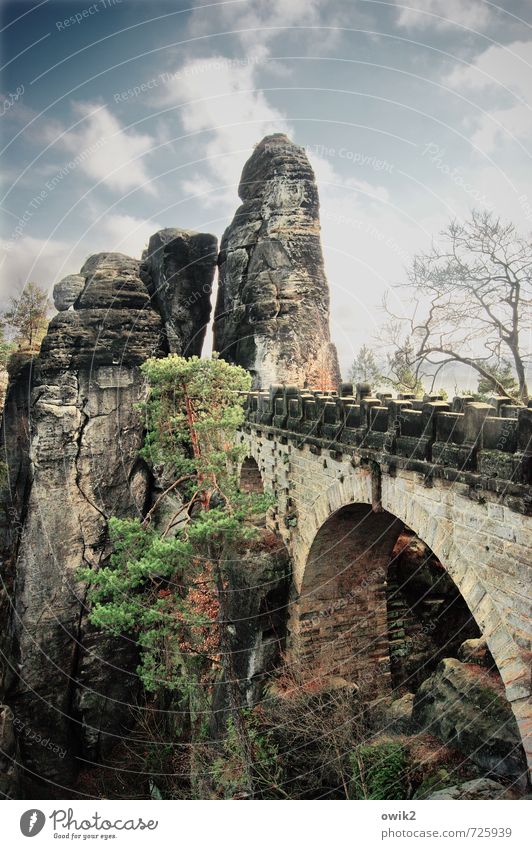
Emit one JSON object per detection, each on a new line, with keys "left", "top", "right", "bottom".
{"left": 413, "top": 767, "right": 453, "bottom": 799}
{"left": 470, "top": 685, "right": 510, "bottom": 726}
{"left": 350, "top": 741, "right": 407, "bottom": 800}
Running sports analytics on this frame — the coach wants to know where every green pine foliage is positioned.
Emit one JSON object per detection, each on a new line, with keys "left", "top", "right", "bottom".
{"left": 80, "top": 354, "right": 271, "bottom": 696}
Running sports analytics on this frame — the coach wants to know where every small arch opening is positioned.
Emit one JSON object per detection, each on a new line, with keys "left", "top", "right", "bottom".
{"left": 239, "top": 456, "right": 264, "bottom": 493}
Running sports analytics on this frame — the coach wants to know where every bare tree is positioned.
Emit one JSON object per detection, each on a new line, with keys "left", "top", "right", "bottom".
{"left": 384, "top": 211, "right": 531, "bottom": 403}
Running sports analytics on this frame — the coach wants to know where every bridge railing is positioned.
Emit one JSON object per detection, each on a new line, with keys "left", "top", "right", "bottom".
{"left": 241, "top": 383, "right": 532, "bottom": 487}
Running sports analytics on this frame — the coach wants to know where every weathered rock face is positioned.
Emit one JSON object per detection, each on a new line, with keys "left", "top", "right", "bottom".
{"left": 458, "top": 637, "right": 495, "bottom": 670}
{"left": 428, "top": 778, "right": 517, "bottom": 800}
{"left": 384, "top": 692, "right": 414, "bottom": 733}
{"left": 0, "top": 355, "right": 35, "bottom": 797}
{"left": 0, "top": 234, "right": 223, "bottom": 795}
{"left": 0, "top": 354, "right": 34, "bottom": 559}
{"left": 228, "top": 532, "right": 291, "bottom": 708}
{"left": 52, "top": 274, "right": 85, "bottom": 311}
{"left": 214, "top": 134, "right": 340, "bottom": 390}
{"left": 140, "top": 228, "right": 217, "bottom": 355}
{"left": 387, "top": 531, "right": 480, "bottom": 691}
{"left": 210, "top": 530, "right": 290, "bottom": 736}
{"left": 412, "top": 658, "right": 527, "bottom": 786}
{"left": 1, "top": 254, "right": 164, "bottom": 796}
{"left": 77, "top": 253, "right": 152, "bottom": 310}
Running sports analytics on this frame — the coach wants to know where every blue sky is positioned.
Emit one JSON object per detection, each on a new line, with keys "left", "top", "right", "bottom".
{"left": 1, "top": 0, "right": 531, "bottom": 380}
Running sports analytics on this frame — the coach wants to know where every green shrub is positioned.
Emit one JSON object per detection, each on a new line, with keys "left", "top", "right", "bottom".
{"left": 350, "top": 741, "right": 407, "bottom": 799}
{"left": 209, "top": 711, "right": 283, "bottom": 799}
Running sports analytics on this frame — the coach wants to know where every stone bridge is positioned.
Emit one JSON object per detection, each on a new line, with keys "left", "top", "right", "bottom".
{"left": 238, "top": 383, "right": 532, "bottom": 772}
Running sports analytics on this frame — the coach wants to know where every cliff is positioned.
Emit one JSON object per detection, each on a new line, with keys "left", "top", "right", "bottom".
{"left": 0, "top": 240, "right": 217, "bottom": 796}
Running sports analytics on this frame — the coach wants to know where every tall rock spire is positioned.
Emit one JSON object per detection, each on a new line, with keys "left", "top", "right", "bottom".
{"left": 213, "top": 133, "right": 340, "bottom": 390}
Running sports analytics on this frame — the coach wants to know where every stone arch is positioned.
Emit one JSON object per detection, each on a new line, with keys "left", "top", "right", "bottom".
{"left": 239, "top": 456, "right": 264, "bottom": 493}
{"left": 288, "top": 470, "right": 531, "bottom": 774}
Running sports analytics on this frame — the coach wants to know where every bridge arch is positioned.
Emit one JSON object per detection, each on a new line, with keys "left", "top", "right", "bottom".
{"left": 287, "top": 473, "right": 531, "bottom": 773}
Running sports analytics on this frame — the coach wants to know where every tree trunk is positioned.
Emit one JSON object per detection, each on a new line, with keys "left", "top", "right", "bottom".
{"left": 511, "top": 349, "right": 529, "bottom": 404}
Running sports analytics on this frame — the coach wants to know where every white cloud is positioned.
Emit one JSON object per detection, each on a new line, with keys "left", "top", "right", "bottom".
{"left": 396, "top": 0, "right": 493, "bottom": 31}
{"left": 152, "top": 50, "right": 400, "bottom": 376}
{"left": 44, "top": 101, "right": 156, "bottom": 195}
{"left": 185, "top": 0, "right": 349, "bottom": 52}
{"left": 156, "top": 54, "right": 290, "bottom": 199}
{"left": 446, "top": 40, "right": 532, "bottom": 153}
{"left": 100, "top": 213, "right": 163, "bottom": 258}
{"left": 181, "top": 175, "right": 227, "bottom": 210}
{"left": 0, "top": 236, "right": 86, "bottom": 303}
{"left": 0, "top": 214, "right": 165, "bottom": 304}
{"left": 317, "top": 181, "right": 423, "bottom": 376}
{"left": 448, "top": 39, "right": 532, "bottom": 91}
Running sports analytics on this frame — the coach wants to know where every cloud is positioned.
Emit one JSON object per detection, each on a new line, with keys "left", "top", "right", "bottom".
{"left": 0, "top": 213, "right": 165, "bottom": 304}
{"left": 156, "top": 54, "right": 290, "bottom": 200}
{"left": 446, "top": 40, "right": 532, "bottom": 152}
{"left": 0, "top": 236, "right": 85, "bottom": 303}
{"left": 447, "top": 39, "right": 532, "bottom": 91}
{"left": 185, "top": 0, "right": 350, "bottom": 52}
{"left": 395, "top": 0, "right": 493, "bottom": 31}
{"left": 153, "top": 48, "right": 399, "bottom": 378}
{"left": 100, "top": 213, "right": 163, "bottom": 258}
{"left": 44, "top": 101, "right": 156, "bottom": 195}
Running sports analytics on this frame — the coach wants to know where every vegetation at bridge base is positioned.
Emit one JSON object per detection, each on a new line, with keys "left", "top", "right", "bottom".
{"left": 350, "top": 741, "right": 407, "bottom": 800}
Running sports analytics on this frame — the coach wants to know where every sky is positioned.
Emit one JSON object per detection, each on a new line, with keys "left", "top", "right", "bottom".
{"left": 1, "top": 0, "right": 531, "bottom": 384}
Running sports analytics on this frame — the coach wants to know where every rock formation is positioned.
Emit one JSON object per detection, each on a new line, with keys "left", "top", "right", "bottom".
{"left": 0, "top": 234, "right": 216, "bottom": 796}
{"left": 412, "top": 657, "right": 527, "bottom": 786}
{"left": 0, "top": 253, "right": 163, "bottom": 795}
{"left": 52, "top": 274, "right": 85, "bottom": 311}
{"left": 428, "top": 778, "right": 517, "bottom": 800}
{"left": 141, "top": 228, "right": 217, "bottom": 355}
{"left": 214, "top": 134, "right": 340, "bottom": 390}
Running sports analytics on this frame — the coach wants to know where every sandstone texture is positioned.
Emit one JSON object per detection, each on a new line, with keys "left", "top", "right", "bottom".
{"left": 428, "top": 778, "right": 516, "bottom": 800}
{"left": 384, "top": 692, "right": 414, "bottom": 733}
{"left": 412, "top": 658, "right": 527, "bottom": 785}
{"left": 210, "top": 530, "right": 291, "bottom": 734}
{"left": 52, "top": 274, "right": 85, "bottom": 311}
{"left": 0, "top": 235, "right": 227, "bottom": 794}
{"left": 239, "top": 422, "right": 532, "bottom": 779}
{"left": 0, "top": 253, "right": 164, "bottom": 794}
{"left": 458, "top": 637, "right": 495, "bottom": 669}
{"left": 214, "top": 134, "right": 340, "bottom": 389}
{"left": 141, "top": 228, "right": 217, "bottom": 355}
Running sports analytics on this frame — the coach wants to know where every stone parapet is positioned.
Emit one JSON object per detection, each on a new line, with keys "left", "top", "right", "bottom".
{"left": 242, "top": 385, "right": 532, "bottom": 503}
